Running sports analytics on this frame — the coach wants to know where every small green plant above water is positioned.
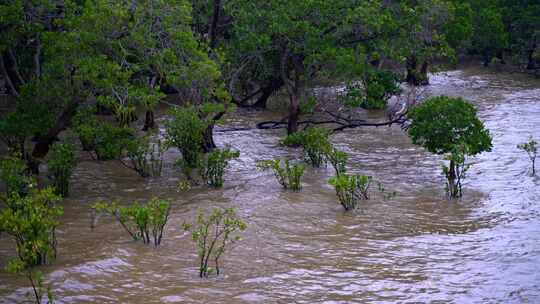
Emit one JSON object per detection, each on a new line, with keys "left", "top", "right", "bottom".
{"left": 325, "top": 147, "right": 348, "bottom": 176}
{"left": 283, "top": 127, "right": 331, "bottom": 168}
{"left": 93, "top": 198, "right": 171, "bottom": 247}
{"left": 329, "top": 174, "right": 372, "bottom": 211}
{"left": 182, "top": 208, "right": 246, "bottom": 278}
{"left": 126, "top": 137, "right": 165, "bottom": 178}
{"left": 257, "top": 159, "right": 305, "bottom": 191}
{"left": 165, "top": 106, "right": 207, "bottom": 169}
{"left": 517, "top": 136, "right": 537, "bottom": 176}
{"left": 0, "top": 187, "right": 62, "bottom": 304}
{"left": 200, "top": 148, "right": 240, "bottom": 187}
{"left": 47, "top": 141, "right": 76, "bottom": 197}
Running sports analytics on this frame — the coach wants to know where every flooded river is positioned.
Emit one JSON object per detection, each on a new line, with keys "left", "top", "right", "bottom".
{"left": 1, "top": 66, "right": 540, "bottom": 303}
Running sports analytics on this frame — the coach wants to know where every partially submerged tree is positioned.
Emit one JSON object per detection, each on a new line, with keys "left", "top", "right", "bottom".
{"left": 47, "top": 141, "right": 76, "bottom": 197}
{"left": 408, "top": 96, "right": 492, "bottom": 197}
{"left": 93, "top": 198, "right": 171, "bottom": 247}
{"left": 257, "top": 159, "right": 305, "bottom": 191}
{"left": 0, "top": 187, "right": 62, "bottom": 304}
{"left": 329, "top": 174, "right": 372, "bottom": 211}
{"left": 225, "top": 0, "right": 398, "bottom": 133}
{"left": 517, "top": 136, "right": 538, "bottom": 176}
{"left": 182, "top": 208, "right": 246, "bottom": 278}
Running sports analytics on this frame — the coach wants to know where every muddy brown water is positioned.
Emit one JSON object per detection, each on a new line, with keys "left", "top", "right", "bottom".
{"left": 1, "top": 67, "right": 540, "bottom": 303}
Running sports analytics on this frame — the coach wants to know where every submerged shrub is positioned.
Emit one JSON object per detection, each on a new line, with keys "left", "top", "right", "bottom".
{"left": 93, "top": 198, "right": 171, "bottom": 247}
{"left": 329, "top": 174, "right": 372, "bottom": 211}
{"left": 257, "top": 159, "right": 305, "bottom": 191}
{"left": 182, "top": 208, "right": 246, "bottom": 278}
{"left": 0, "top": 187, "right": 61, "bottom": 304}
{"left": 325, "top": 147, "right": 348, "bottom": 176}
{"left": 0, "top": 154, "right": 33, "bottom": 197}
{"left": 126, "top": 137, "right": 165, "bottom": 178}
{"left": 73, "top": 107, "right": 99, "bottom": 151}
{"left": 200, "top": 148, "right": 240, "bottom": 187}
{"left": 94, "top": 124, "right": 134, "bottom": 160}
{"left": 517, "top": 136, "right": 537, "bottom": 176}
{"left": 283, "top": 127, "right": 331, "bottom": 167}
{"left": 165, "top": 106, "right": 207, "bottom": 169}
{"left": 47, "top": 141, "right": 77, "bottom": 197}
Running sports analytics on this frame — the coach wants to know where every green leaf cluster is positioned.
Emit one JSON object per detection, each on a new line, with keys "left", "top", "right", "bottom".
{"left": 93, "top": 198, "right": 171, "bottom": 247}
{"left": 182, "top": 208, "right": 246, "bottom": 277}
{"left": 329, "top": 174, "right": 372, "bottom": 211}
{"left": 200, "top": 148, "right": 240, "bottom": 188}
{"left": 257, "top": 159, "right": 305, "bottom": 191}
{"left": 47, "top": 141, "right": 76, "bottom": 197}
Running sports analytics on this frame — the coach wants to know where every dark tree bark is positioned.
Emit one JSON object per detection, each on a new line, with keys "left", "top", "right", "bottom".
{"left": 252, "top": 77, "right": 284, "bottom": 108}
{"left": 142, "top": 110, "right": 155, "bottom": 131}
{"left": 0, "top": 54, "right": 19, "bottom": 97}
{"left": 527, "top": 43, "right": 539, "bottom": 70}
{"left": 202, "top": 124, "right": 217, "bottom": 152}
{"left": 287, "top": 95, "right": 300, "bottom": 134}
{"left": 32, "top": 100, "right": 80, "bottom": 158}
{"left": 208, "top": 0, "right": 222, "bottom": 49}
{"left": 406, "top": 55, "right": 429, "bottom": 86}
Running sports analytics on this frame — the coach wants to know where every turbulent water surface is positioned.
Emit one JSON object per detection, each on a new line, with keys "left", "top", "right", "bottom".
{"left": 1, "top": 67, "right": 540, "bottom": 303}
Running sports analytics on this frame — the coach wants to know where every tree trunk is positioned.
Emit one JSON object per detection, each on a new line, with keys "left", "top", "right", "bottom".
{"left": 252, "top": 77, "right": 284, "bottom": 108}
{"left": 0, "top": 54, "right": 19, "bottom": 97}
{"left": 32, "top": 100, "right": 80, "bottom": 158}
{"left": 142, "top": 110, "right": 155, "bottom": 131}
{"left": 447, "top": 159, "right": 457, "bottom": 197}
{"left": 406, "top": 56, "right": 429, "bottom": 86}
{"left": 202, "top": 124, "right": 217, "bottom": 152}
{"left": 287, "top": 93, "right": 300, "bottom": 135}
{"left": 208, "top": 0, "right": 222, "bottom": 49}
{"left": 527, "top": 43, "right": 538, "bottom": 70}
{"left": 482, "top": 51, "right": 491, "bottom": 67}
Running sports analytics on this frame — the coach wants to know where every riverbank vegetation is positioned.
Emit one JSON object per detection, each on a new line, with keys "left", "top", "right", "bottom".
{"left": 1, "top": 0, "right": 539, "bottom": 301}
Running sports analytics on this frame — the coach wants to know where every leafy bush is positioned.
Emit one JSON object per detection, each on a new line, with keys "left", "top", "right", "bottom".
{"left": 165, "top": 106, "right": 207, "bottom": 168}
{"left": 200, "top": 148, "right": 240, "bottom": 187}
{"left": 326, "top": 147, "right": 348, "bottom": 176}
{"left": 0, "top": 155, "right": 33, "bottom": 197}
{"left": 408, "top": 96, "right": 492, "bottom": 197}
{"left": 72, "top": 106, "right": 99, "bottom": 151}
{"left": 342, "top": 69, "right": 401, "bottom": 110}
{"left": 283, "top": 127, "right": 331, "bottom": 167}
{"left": 0, "top": 96, "right": 54, "bottom": 155}
{"left": 126, "top": 137, "right": 165, "bottom": 178}
{"left": 47, "top": 142, "right": 77, "bottom": 197}
{"left": 0, "top": 187, "right": 62, "bottom": 304}
{"left": 94, "top": 123, "right": 134, "bottom": 160}
{"left": 257, "top": 159, "right": 305, "bottom": 191}
{"left": 517, "top": 136, "right": 537, "bottom": 176}
{"left": 329, "top": 174, "right": 372, "bottom": 211}
{"left": 182, "top": 208, "right": 246, "bottom": 278}
{"left": 93, "top": 198, "right": 171, "bottom": 247}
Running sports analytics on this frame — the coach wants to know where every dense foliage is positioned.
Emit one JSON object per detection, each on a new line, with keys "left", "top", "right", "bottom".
{"left": 408, "top": 96, "right": 492, "bottom": 197}
{"left": 47, "top": 142, "right": 76, "bottom": 197}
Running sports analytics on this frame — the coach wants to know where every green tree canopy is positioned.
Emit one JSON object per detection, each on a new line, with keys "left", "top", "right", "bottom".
{"left": 408, "top": 96, "right": 492, "bottom": 155}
